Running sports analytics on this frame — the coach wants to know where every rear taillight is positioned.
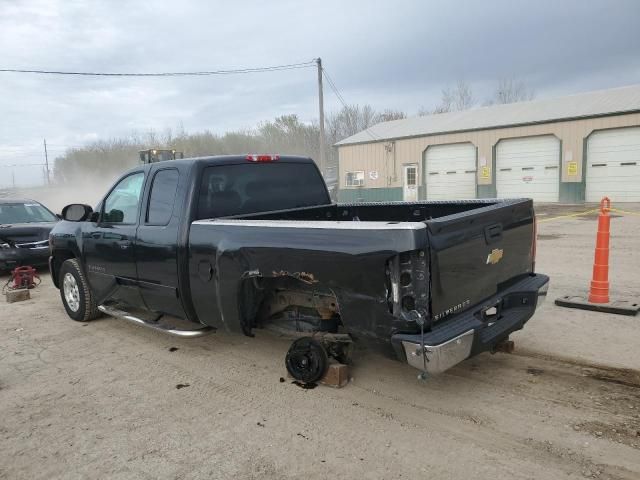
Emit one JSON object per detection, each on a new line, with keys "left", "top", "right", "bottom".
{"left": 531, "top": 214, "right": 537, "bottom": 271}
{"left": 246, "top": 154, "right": 280, "bottom": 162}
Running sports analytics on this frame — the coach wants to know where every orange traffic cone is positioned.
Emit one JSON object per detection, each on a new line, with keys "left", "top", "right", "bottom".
{"left": 588, "top": 197, "right": 610, "bottom": 303}
{"left": 555, "top": 196, "right": 639, "bottom": 315}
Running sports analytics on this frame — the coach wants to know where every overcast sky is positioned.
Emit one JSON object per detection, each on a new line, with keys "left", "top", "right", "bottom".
{"left": 1, "top": 0, "right": 639, "bottom": 187}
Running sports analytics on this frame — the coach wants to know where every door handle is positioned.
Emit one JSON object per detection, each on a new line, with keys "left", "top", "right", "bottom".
{"left": 484, "top": 224, "right": 503, "bottom": 244}
{"left": 119, "top": 240, "right": 132, "bottom": 250}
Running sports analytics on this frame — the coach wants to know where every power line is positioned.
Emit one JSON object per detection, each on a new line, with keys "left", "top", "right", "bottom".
{"left": 0, "top": 145, "right": 85, "bottom": 151}
{"left": 322, "top": 67, "right": 381, "bottom": 142}
{"left": 3, "top": 163, "right": 46, "bottom": 167}
{"left": 0, "top": 149, "right": 70, "bottom": 154}
{"left": 0, "top": 61, "right": 316, "bottom": 77}
{"left": 321, "top": 68, "right": 348, "bottom": 110}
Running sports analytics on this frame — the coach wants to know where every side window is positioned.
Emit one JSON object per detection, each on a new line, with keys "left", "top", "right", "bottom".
{"left": 103, "top": 172, "right": 145, "bottom": 224}
{"left": 146, "top": 169, "right": 179, "bottom": 225}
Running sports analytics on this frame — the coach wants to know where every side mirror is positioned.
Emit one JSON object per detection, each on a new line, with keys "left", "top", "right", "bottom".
{"left": 61, "top": 204, "right": 94, "bottom": 222}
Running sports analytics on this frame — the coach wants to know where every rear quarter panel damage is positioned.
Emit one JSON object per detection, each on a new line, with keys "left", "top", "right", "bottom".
{"left": 187, "top": 221, "right": 428, "bottom": 351}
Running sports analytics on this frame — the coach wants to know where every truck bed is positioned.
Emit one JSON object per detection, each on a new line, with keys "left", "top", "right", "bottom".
{"left": 228, "top": 198, "right": 535, "bottom": 320}
{"left": 226, "top": 198, "right": 506, "bottom": 222}
{"left": 190, "top": 198, "right": 536, "bottom": 343}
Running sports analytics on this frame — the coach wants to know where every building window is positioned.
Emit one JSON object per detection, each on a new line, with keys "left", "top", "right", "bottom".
{"left": 345, "top": 171, "right": 365, "bottom": 187}
{"left": 405, "top": 166, "right": 417, "bottom": 186}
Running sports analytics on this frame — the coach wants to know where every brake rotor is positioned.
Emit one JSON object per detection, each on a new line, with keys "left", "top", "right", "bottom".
{"left": 285, "top": 337, "right": 328, "bottom": 384}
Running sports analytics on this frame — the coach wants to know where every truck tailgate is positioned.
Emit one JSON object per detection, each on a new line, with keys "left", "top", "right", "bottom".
{"left": 426, "top": 199, "right": 535, "bottom": 322}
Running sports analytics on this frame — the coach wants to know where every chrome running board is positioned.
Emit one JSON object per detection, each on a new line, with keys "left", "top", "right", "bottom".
{"left": 98, "top": 305, "right": 214, "bottom": 338}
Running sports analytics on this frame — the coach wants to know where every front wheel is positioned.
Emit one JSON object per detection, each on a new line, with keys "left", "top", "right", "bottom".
{"left": 59, "top": 259, "right": 101, "bottom": 322}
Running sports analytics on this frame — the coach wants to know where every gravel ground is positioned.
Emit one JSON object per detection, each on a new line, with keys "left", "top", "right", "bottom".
{"left": 514, "top": 204, "right": 640, "bottom": 370}
{"left": 1, "top": 205, "right": 639, "bottom": 479}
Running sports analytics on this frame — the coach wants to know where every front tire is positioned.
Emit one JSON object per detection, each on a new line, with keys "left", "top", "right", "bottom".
{"left": 59, "top": 259, "right": 101, "bottom": 321}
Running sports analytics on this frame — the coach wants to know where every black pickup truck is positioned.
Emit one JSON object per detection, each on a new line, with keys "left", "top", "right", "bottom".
{"left": 50, "top": 155, "right": 548, "bottom": 382}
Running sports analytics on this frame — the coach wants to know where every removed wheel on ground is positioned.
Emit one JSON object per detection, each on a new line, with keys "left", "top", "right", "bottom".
{"left": 285, "top": 337, "right": 329, "bottom": 384}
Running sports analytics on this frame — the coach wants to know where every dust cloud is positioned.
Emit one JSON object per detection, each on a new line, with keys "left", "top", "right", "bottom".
{"left": 13, "top": 176, "right": 119, "bottom": 214}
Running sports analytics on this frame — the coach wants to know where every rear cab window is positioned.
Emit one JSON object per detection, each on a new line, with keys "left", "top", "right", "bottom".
{"left": 146, "top": 169, "right": 180, "bottom": 225}
{"left": 196, "top": 162, "right": 330, "bottom": 219}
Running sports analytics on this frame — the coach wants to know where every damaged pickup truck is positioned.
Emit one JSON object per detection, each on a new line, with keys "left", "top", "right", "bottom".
{"left": 49, "top": 155, "right": 549, "bottom": 382}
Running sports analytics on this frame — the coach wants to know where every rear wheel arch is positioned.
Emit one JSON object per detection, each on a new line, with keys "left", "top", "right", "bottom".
{"left": 238, "top": 275, "right": 342, "bottom": 335}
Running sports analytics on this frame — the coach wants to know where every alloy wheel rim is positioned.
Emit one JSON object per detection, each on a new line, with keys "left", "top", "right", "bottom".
{"left": 63, "top": 273, "right": 81, "bottom": 312}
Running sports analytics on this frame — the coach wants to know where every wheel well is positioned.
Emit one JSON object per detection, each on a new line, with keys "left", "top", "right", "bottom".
{"left": 51, "top": 250, "right": 76, "bottom": 288}
{"left": 239, "top": 276, "right": 341, "bottom": 335}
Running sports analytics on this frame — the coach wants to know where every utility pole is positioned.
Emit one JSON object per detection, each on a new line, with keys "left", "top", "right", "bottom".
{"left": 43, "top": 138, "right": 50, "bottom": 185}
{"left": 316, "top": 57, "right": 326, "bottom": 177}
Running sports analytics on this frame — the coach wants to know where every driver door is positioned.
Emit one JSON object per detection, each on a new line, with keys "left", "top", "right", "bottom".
{"left": 82, "top": 171, "right": 146, "bottom": 307}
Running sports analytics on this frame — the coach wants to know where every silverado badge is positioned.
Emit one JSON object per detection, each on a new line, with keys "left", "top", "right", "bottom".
{"left": 486, "top": 248, "right": 504, "bottom": 265}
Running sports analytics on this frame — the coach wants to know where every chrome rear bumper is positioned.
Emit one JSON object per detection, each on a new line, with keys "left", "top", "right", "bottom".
{"left": 402, "top": 330, "right": 474, "bottom": 374}
{"left": 395, "top": 273, "right": 550, "bottom": 374}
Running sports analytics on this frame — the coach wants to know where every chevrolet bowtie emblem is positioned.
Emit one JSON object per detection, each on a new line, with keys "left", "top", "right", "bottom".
{"left": 486, "top": 248, "right": 504, "bottom": 265}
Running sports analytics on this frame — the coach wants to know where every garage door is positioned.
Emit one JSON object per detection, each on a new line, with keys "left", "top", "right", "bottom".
{"left": 586, "top": 127, "right": 640, "bottom": 202}
{"left": 424, "top": 143, "right": 476, "bottom": 200}
{"left": 496, "top": 135, "right": 560, "bottom": 202}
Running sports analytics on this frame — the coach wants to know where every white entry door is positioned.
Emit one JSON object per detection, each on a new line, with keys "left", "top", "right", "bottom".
{"left": 403, "top": 164, "right": 418, "bottom": 201}
{"left": 586, "top": 127, "right": 640, "bottom": 202}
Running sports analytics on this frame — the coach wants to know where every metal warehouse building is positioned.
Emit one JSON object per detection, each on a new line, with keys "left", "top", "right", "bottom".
{"left": 335, "top": 84, "right": 640, "bottom": 203}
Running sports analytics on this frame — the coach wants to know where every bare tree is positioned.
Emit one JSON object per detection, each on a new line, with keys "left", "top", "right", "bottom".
{"left": 417, "top": 105, "right": 430, "bottom": 117}
{"left": 54, "top": 104, "right": 407, "bottom": 185}
{"left": 487, "top": 78, "right": 535, "bottom": 105}
{"left": 431, "top": 87, "right": 454, "bottom": 114}
{"left": 419, "top": 80, "right": 475, "bottom": 115}
{"left": 376, "top": 109, "right": 407, "bottom": 123}
{"left": 325, "top": 104, "right": 379, "bottom": 144}
{"left": 452, "top": 80, "right": 474, "bottom": 110}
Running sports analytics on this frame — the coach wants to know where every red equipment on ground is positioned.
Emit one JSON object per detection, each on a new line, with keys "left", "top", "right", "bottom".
{"left": 10, "top": 266, "right": 40, "bottom": 290}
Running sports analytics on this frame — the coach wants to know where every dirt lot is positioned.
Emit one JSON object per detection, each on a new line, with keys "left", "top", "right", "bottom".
{"left": 1, "top": 206, "right": 639, "bottom": 479}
